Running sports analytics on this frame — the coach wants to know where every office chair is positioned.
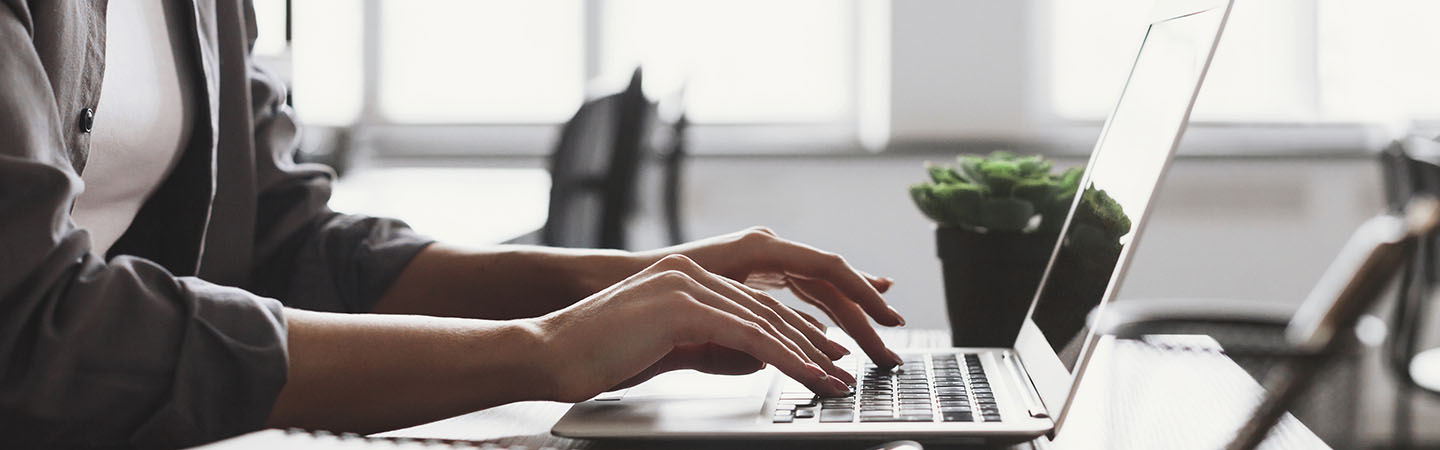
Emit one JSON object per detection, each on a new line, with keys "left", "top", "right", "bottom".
{"left": 1081, "top": 193, "right": 1435, "bottom": 448}
{"left": 1091, "top": 298, "right": 1364, "bottom": 449}
{"left": 1377, "top": 136, "right": 1440, "bottom": 449}
{"left": 525, "top": 67, "right": 689, "bottom": 249}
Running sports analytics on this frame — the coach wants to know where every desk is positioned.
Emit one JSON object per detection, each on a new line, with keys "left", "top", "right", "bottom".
{"left": 329, "top": 168, "right": 551, "bottom": 247}
{"left": 366, "top": 331, "right": 1326, "bottom": 450}
{"left": 201, "top": 331, "right": 1328, "bottom": 449}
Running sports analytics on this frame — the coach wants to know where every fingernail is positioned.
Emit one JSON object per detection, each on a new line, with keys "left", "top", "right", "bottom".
{"left": 888, "top": 350, "right": 904, "bottom": 367}
{"left": 836, "top": 369, "right": 857, "bottom": 386}
{"left": 888, "top": 306, "right": 907, "bottom": 326}
{"left": 835, "top": 343, "right": 852, "bottom": 356}
{"left": 827, "top": 376, "right": 850, "bottom": 394}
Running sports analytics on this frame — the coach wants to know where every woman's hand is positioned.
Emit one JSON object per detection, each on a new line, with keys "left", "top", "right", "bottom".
{"left": 634, "top": 227, "right": 906, "bottom": 369}
{"left": 533, "top": 254, "right": 858, "bottom": 403}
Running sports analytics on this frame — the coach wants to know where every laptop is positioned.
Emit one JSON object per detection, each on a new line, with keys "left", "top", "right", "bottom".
{"left": 552, "top": 0, "right": 1235, "bottom": 444}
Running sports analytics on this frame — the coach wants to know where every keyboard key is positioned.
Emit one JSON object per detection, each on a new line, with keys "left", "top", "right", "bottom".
{"left": 795, "top": 408, "right": 816, "bottom": 419}
{"left": 820, "top": 409, "right": 855, "bottom": 423}
{"left": 943, "top": 412, "right": 974, "bottom": 422}
{"left": 862, "top": 415, "right": 933, "bottom": 423}
{"left": 773, "top": 410, "right": 794, "bottom": 423}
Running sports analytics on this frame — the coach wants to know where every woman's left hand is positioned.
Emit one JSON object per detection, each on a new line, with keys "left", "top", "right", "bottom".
{"left": 633, "top": 227, "right": 905, "bottom": 368}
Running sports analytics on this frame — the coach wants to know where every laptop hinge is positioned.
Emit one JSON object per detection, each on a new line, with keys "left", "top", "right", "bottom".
{"left": 1002, "top": 352, "right": 1050, "bottom": 420}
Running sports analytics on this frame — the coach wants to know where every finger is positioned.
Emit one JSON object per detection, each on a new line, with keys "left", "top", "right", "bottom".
{"left": 860, "top": 271, "right": 895, "bottom": 294}
{"left": 719, "top": 279, "right": 854, "bottom": 384}
{"left": 791, "top": 278, "right": 903, "bottom": 369}
{"left": 685, "top": 301, "right": 850, "bottom": 396}
{"left": 694, "top": 344, "right": 767, "bottom": 375}
{"left": 659, "top": 254, "right": 836, "bottom": 372}
{"left": 723, "top": 277, "right": 849, "bottom": 361}
{"left": 765, "top": 239, "right": 906, "bottom": 326}
{"left": 742, "top": 272, "right": 788, "bottom": 291}
{"left": 678, "top": 277, "right": 823, "bottom": 373}
{"left": 786, "top": 278, "right": 843, "bottom": 334}
{"left": 791, "top": 306, "right": 828, "bottom": 333}
{"left": 684, "top": 269, "right": 852, "bottom": 385}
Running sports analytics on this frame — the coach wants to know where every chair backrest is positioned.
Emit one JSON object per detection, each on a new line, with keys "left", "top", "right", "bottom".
{"left": 541, "top": 68, "right": 688, "bottom": 249}
{"left": 1379, "top": 138, "right": 1440, "bottom": 390}
{"left": 1376, "top": 137, "right": 1440, "bottom": 449}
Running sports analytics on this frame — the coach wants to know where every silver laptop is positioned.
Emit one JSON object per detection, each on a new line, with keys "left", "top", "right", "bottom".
{"left": 553, "top": 0, "right": 1234, "bottom": 444}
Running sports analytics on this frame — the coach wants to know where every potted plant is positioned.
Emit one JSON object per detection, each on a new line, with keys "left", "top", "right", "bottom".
{"left": 909, "top": 151, "right": 1083, "bottom": 346}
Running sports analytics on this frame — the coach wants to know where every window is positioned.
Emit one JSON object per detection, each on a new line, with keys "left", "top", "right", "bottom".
{"left": 1051, "top": 0, "right": 1440, "bottom": 124}
{"left": 262, "top": 0, "right": 856, "bottom": 129}
{"left": 1316, "top": 0, "right": 1440, "bottom": 123}
{"left": 291, "top": 1, "right": 364, "bottom": 126}
{"left": 379, "top": 1, "right": 585, "bottom": 123}
{"left": 600, "top": 0, "right": 853, "bottom": 123}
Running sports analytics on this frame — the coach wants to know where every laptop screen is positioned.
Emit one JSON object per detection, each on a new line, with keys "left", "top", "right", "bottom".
{"left": 1014, "top": 0, "right": 1232, "bottom": 424}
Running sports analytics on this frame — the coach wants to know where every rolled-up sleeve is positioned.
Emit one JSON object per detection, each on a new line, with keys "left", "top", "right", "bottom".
{"left": 242, "top": 27, "right": 433, "bottom": 314}
{"left": 0, "top": 4, "right": 289, "bottom": 448}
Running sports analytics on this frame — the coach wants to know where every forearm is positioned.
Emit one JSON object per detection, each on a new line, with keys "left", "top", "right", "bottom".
{"left": 266, "top": 308, "right": 553, "bottom": 433}
{"left": 372, "top": 243, "right": 646, "bottom": 319}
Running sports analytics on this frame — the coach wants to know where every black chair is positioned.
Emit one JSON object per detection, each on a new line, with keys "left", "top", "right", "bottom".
{"left": 1377, "top": 135, "right": 1440, "bottom": 449}
{"left": 516, "top": 67, "right": 688, "bottom": 249}
{"left": 1088, "top": 137, "right": 1440, "bottom": 449}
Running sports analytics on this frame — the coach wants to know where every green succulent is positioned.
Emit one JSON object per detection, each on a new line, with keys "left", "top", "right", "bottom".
{"left": 909, "top": 151, "right": 1083, "bottom": 233}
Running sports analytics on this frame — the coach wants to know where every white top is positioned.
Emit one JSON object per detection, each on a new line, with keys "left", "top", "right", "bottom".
{"left": 71, "top": 0, "right": 196, "bottom": 257}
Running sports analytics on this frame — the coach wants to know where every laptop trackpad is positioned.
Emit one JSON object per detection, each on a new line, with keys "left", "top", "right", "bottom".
{"left": 564, "top": 369, "right": 774, "bottom": 428}
{"left": 625, "top": 368, "right": 773, "bottom": 399}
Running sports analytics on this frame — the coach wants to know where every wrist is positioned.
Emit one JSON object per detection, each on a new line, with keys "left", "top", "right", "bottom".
{"left": 571, "top": 249, "right": 651, "bottom": 296}
{"left": 471, "top": 318, "right": 561, "bottom": 403}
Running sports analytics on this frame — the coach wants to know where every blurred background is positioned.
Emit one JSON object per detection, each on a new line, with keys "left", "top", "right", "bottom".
{"left": 251, "top": 1, "right": 1440, "bottom": 446}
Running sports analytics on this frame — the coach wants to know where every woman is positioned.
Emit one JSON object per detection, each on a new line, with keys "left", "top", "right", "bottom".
{"left": 0, "top": 0, "right": 906, "bottom": 448}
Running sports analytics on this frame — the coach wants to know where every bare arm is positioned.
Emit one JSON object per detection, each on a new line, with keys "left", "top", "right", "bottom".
{"left": 267, "top": 255, "right": 860, "bottom": 434}
{"left": 372, "top": 229, "right": 906, "bottom": 367}
{"left": 370, "top": 244, "right": 643, "bottom": 320}
{"left": 265, "top": 309, "right": 551, "bottom": 433}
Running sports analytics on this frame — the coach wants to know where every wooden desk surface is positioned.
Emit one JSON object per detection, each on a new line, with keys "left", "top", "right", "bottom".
{"left": 354, "top": 331, "right": 1329, "bottom": 450}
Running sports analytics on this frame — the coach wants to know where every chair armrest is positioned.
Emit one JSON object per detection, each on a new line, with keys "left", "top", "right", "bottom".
{"left": 1089, "top": 298, "right": 1316, "bottom": 361}
{"left": 1091, "top": 298, "right": 1297, "bottom": 339}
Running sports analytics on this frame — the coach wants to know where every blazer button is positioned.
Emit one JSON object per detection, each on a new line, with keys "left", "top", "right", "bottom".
{"left": 79, "top": 107, "right": 95, "bottom": 133}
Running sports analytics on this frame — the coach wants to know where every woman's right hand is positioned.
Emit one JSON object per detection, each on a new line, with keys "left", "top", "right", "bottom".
{"left": 532, "top": 254, "right": 862, "bottom": 403}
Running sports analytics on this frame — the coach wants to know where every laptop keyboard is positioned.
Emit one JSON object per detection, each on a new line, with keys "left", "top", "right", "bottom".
{"left": 773, "top": 352, "right": 1001, "bottom": 424}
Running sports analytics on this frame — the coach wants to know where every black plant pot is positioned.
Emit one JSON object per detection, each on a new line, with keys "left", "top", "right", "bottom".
{"left": 936, "top": 227, "right": 1054, "bottom": 347}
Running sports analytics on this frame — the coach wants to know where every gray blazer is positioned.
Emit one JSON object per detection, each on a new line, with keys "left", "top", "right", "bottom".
{"left": 0, "top": 0, "right": 433, "bottom": 447}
